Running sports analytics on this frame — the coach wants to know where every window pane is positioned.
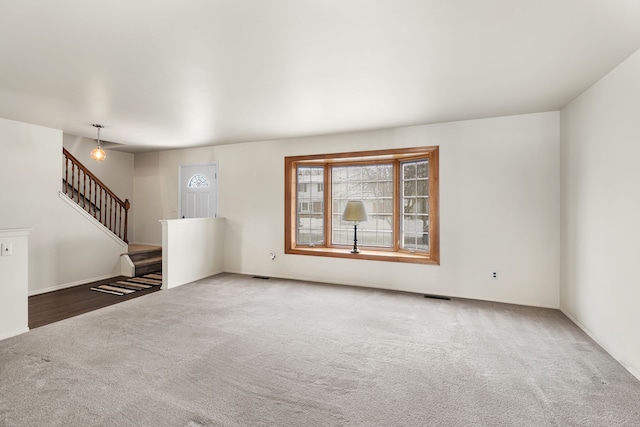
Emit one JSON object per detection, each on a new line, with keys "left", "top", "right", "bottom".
{"left": 296, "top": 166, "right": 324, "bottom": 245}
{"left": 332, "top": 182, "right": 346, "bottom": 197}
{"left": 331, "top": 164, "right": 393, "bottom": 248}
{"left": 381, "top": 198, "right": 393, "bottom": 212}
{"left": 402, "top": 215, "right": 428, "bottom": 251}
{"left": 417, "top": 179, "right": 429, "bottom": 195}
{"left": 416, "top": 197, "right": 429, "bottom": 214}
{"left": 332, "top": 167, "right": 347, "bottom": 181}
{"left": 378, "top": 181, "right": 393, "bottom": 197}
{"left": 403, "top": 163, "right": 416, "bottom": 180}
{"left": 404, "top": 181, "right": 415, "bottom": 197}
{"left": 188, "top": 174, "right": 209, "bottom": 188}
{"left": 404, "top": 198, "right": 417, "bottom": 213}
{"left": 417, "top": 160, "right": 429, "bottom": 178}
{"left": 376, "top": 215, "right": 393, "bottom": 232}
{"left": 347, "top": 181, "right": 362, "bottom": 194}
{"left": 332, "top": 199, "right": 347, "bottom": 215}
{"left": 347, "top": 167, "right": 361, "bottom": 180}
{"left": 401, "top": 160, "right": 429, "bottom": 252}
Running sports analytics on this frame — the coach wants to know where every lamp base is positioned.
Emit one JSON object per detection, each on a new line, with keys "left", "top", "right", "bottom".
{"left": 350, "top": 223, "right": 360, "bottom": 254}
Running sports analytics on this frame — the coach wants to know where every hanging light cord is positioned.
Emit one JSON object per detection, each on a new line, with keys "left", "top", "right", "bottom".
{"left": 93, "top": 124, "right": 104, "bottom": 147}
{"left": 90, "top": 124, "right": 106, "bottom": 161}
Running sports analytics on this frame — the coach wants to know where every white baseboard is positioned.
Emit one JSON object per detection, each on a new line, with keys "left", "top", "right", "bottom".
{"left": 560, "top": 308, "right": 640, "bottom": 382}
{"left": 224, "top": 269, "right": 558, "bottom": 309}
{"left": 0, "top": 327, "right": 29, "bottom": 341}
{"left": 29, "top": 273, "right": 120, "bottom": 296}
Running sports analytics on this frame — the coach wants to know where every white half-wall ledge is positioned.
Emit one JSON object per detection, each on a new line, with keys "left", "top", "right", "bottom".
{"left": 0, "top": 228, "right": 32, "bottom": 341}
{"left": 160, "top": 218, "right": 226, "bottom": 290}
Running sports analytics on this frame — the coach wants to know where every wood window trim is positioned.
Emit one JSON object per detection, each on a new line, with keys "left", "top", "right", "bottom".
{"left": 285, "top": 146, "right": 439, "bottom": 265}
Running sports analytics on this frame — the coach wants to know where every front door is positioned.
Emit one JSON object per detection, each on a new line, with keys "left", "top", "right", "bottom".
{"left": 179, "top": 163, "right": 218, "bottom": 219}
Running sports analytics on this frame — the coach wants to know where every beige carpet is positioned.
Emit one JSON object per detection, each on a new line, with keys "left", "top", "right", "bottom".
{"left": 1, "top": 273, "right": 639, "bottom": 426}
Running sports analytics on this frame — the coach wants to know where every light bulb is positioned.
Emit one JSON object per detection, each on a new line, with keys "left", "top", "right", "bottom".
{"left": 91, "top": 146, "right": 107, "bottom": 161}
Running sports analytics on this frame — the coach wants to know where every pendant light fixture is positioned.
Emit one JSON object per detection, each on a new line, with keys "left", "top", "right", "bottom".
{"left": 90, "top": 124, "right": 107, "bottom": 161}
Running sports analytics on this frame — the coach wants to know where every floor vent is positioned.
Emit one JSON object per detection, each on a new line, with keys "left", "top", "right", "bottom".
{"left": 424, "top": 294, "right": 451, "bottom": 301}
{"left": 252, "top": 276, "right": 270, "bottom": 280}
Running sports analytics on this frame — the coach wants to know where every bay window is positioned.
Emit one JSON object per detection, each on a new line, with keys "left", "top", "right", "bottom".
{"left": 285, "top": 146, "right": 439, "bottom": 264}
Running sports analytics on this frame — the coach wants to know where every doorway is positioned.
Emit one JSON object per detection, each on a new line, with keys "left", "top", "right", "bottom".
{"left": 179, "top": 163, "right": 218, "bottom": 219}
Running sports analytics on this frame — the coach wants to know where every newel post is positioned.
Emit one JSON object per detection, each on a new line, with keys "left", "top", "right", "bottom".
{"left": 124, "top": 199, "right": 130, "bottom": 243}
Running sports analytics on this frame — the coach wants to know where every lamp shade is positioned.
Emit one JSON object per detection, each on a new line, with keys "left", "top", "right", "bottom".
{"left": 90, "top": 123, "right": 107, "bottom": 161}
{"left": 342, "top": 200, "right": 368, "bottom": 222}
{"left": 90, "top": 146, "right": 107, "bottom": 161}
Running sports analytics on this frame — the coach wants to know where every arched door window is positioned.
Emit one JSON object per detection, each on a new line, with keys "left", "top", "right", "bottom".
{"left": 188, "top": 174, "right": 210, "bottom": 188}
{"left": 180, "top": 164, "right": 218, "bottom": 219}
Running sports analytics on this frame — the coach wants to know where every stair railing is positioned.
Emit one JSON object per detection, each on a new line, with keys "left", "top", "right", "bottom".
{"left": 62, "top": 148, "right": 130, "bottom": 242}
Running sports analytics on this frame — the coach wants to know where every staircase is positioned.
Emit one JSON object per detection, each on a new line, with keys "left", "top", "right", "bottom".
{"left": 62, "top": 148, "right": 163, "bottom": 278}
{"left": 124, "top": 245, "right": 163, "bottom": 276}
{"left": 62, "top": 148, "right": 130, "bottom": 242}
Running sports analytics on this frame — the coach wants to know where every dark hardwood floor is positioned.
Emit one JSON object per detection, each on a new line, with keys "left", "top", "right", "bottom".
{"left": 29, "top": 276, "right": 161, "bottom": 329}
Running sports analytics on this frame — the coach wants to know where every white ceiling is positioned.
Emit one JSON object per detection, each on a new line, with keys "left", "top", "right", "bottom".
{"left": 1, "top": 0, "right": 640, "bottom": 152}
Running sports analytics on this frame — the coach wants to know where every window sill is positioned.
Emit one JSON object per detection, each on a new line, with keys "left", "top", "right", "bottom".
{"left": 286, "top": 246, "right": 439, "bottom": 265}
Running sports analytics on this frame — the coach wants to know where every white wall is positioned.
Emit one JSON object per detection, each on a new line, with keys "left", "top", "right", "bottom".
{"left": 160, "top": 218, "right": 225, "bottom": 289}
{"left": 0, "top": 229, "right": 31, "bottom": 340}
{"left": 0, "top": 118, "right": 127, "bottom": 295}
{"left": 135, "top": 112, "right": 560, "bottom": 308}
{"left": 561, "top": 49, "right": 640, "bottom": 378}
{"left": 63, "top": 134, "right": 135, "bottom": 241}
{"left": 133, "top": 147, "right": 224, "bottom": 244}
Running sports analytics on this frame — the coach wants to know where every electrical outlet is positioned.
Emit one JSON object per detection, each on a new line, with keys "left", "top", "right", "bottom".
{"left": 269, "top": 252, "right": 276, "bottom": 261}
{"left": 1, "top": 243, "right": 12, "bottom": 256}
{"left": 492, "top": 271, "right": 498, "bottom": 280}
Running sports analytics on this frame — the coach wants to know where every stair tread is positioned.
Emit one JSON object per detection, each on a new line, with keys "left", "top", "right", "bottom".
{"left": 128, "top": 244, "right": 161, "bottom": 251}
{"left": 124, "top": 249, "right": 162, "bottom": 256}
{"left": 134, "top": 256, "right": 162, "bottom": 266}
{"left": 124, "top": 244, "right": 161, "bottom": 255}
{"left": 127, "top": 251, "right": 162, "bottom": 262}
